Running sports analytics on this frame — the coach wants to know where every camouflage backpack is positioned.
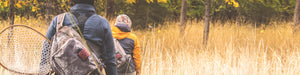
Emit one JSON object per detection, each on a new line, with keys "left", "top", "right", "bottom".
{"left": 49, "top": 13, "right": 103, "bottom": 75}
{"left": 114, "top": 38, "right": 132, "bottom": 68}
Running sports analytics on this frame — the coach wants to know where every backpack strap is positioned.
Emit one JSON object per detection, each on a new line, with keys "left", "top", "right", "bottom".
{"left": 113, "top": 38, "right": 127, "bottom": 56}
{"left": 56, "top": 13, "right": 66, "bottom": 32}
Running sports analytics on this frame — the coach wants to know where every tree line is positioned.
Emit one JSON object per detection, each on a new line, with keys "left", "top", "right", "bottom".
{"left": 0, "top": 0, "right": 298, "bottom": 29}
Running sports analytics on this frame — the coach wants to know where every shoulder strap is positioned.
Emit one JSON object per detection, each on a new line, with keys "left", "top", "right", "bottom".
{"left": 56, "top": 13, "right": 66, "bottom": 32}
{"left": 114, "top": 38, "right": 127, "bottom": 56}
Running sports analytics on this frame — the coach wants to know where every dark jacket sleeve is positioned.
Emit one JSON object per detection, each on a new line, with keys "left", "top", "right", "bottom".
{"left": 101, "top": 20, "right": 118, "bottom": 75}
{"left": 45, "top": 16, "right": 57, "bottom": 40}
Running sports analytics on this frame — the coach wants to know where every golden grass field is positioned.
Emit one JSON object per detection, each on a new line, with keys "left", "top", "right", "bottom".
{"left": 1, "top": 17, "right": 300, "bottom": 75}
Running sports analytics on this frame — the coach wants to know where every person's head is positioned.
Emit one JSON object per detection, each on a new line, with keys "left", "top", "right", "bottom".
{"left": 115, "top": 14, "right": 132, "bottom": 28}
{"left": 70, "top": 0, "right": 94, "bottom": 6}
{"left": 114, "top": 14, "right": 132, "bottom": 32}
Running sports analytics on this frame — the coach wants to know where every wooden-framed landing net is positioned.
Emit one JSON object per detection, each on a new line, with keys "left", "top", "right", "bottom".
{"left": 0, "top": 25, "right": 52, "bottom": 75}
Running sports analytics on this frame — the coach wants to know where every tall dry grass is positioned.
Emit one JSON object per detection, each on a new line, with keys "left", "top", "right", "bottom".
{"left": 0, "top": 17, "right": 299, "bottom": 75}
{"left": 135, "top": 21, "right": 300, "bottom": 75}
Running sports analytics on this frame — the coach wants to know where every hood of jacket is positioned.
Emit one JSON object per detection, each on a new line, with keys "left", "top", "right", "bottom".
{"left": 112, "top": 24, "right": 131, "bottom": 40}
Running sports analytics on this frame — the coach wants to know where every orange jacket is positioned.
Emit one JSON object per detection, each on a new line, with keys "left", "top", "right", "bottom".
{"left": 112, "top": 26, "right": 141, "bottom": 73}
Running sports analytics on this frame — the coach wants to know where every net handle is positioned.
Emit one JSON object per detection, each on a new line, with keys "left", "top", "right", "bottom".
{"left": 0, "top": 24, "right": 52, "bottom": 75}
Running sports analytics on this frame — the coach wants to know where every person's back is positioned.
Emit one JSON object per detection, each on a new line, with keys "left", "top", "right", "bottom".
{"left": 40, "top": 0, "right": 117, "bottom": 75}
{"left": 112, "top": 14, "right": 141, "bottom": 75}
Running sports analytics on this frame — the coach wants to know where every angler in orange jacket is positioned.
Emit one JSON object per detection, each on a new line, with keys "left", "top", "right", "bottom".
{"left": 112, "top": 14, "right": 141, "bottom": 75}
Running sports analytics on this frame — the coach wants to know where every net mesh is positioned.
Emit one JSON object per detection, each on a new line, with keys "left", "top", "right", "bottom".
{"left": 0, "top": 26, "right": 51, "bottom": 74}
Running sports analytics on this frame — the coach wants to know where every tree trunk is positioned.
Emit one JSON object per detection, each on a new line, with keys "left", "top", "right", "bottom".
{"left": 203, "top": 0, "right": 211, "bottom": 46}
{"left": 9, "top": 0, "right": 14, "bottom": 25}
{"left": 8, "top": 0, "right": 14, "bottom": 45}
{"left": 294, "top": 0, "right": 300, "bottom": 33}
{"left": 180, "top": 0, "right": 187, "bottom": 34}
{"left": 46, "top": 0, "right": 51, "bottom": 26}
{"left": 105, "top": 0, "right": 115, "bottom": 20}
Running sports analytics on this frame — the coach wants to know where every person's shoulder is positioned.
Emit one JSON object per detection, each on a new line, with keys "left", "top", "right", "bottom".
{"left": 128, "top": 33, "right": 138, "bottom": 40}
{"left": 97, "top": 15, "right": 108, "bottom": 21}
{"left": 89, "top": 15, "right": 109, "bottom": 22}
{"left": 52, "top": 15, "right": 59, "bottom": 21}
{"left": 53, "top": 12, "right": 69, "bottom": 22}
{"left": 87, "top": 15, "right": 110, "bottom": 25}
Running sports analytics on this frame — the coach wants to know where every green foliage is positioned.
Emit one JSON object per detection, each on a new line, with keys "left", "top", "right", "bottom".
{"left": 187, "top": 0, "right": 205, "bottom": 20}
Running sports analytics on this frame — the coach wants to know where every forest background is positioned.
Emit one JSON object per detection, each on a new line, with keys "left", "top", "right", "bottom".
{"left": 0, "top": 0, "right": 297, "bottom": 29}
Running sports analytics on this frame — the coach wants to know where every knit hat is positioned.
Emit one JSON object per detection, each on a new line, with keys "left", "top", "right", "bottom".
{"left": 115, "top": 14, "right": 132, "bottom": 28}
